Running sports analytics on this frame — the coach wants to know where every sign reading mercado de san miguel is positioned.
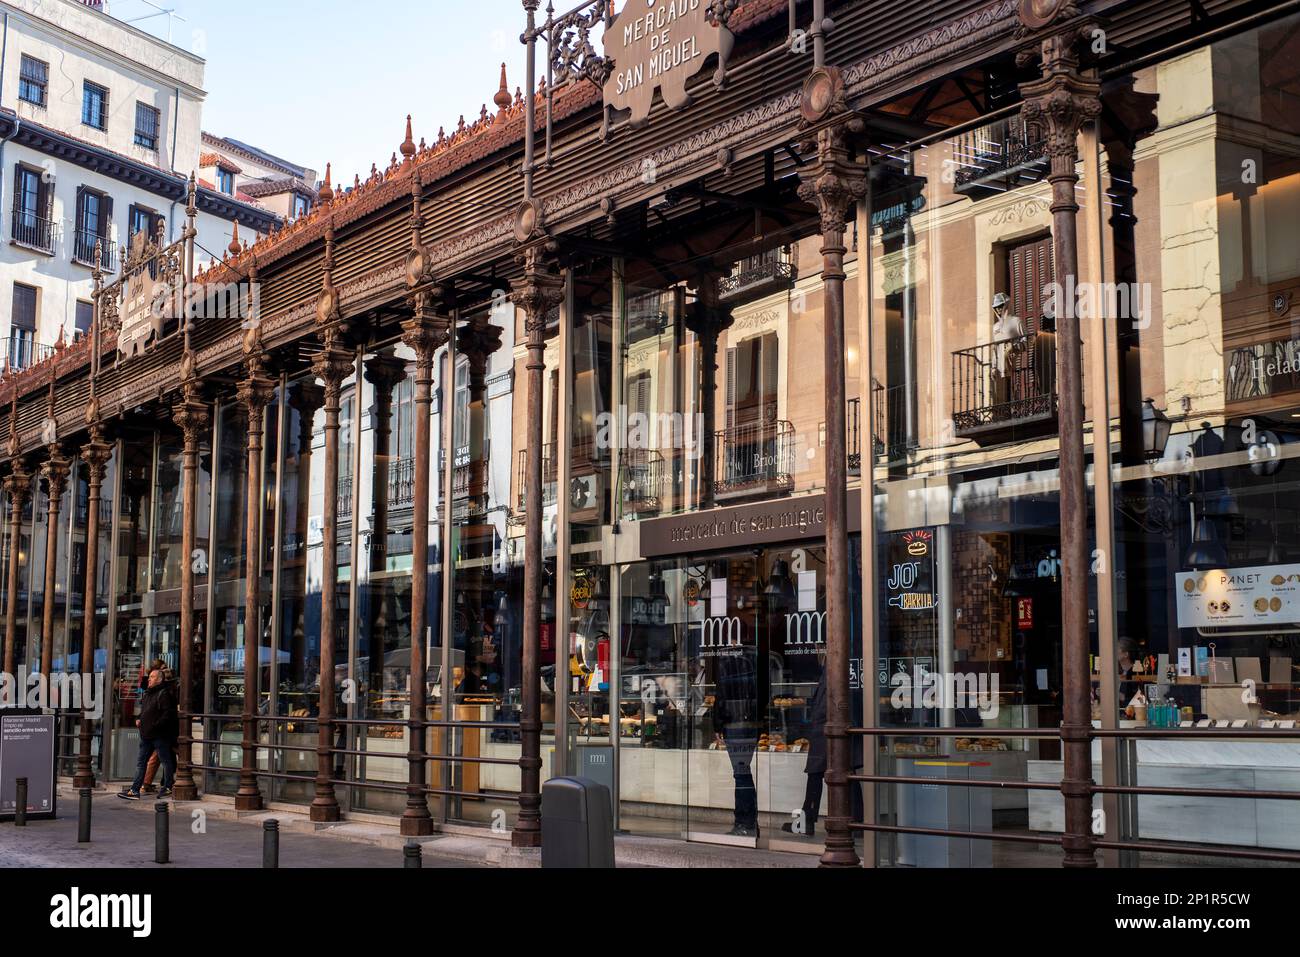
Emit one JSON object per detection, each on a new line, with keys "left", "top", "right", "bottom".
{"left": 603, "top": 0, "right": 734, "bottom": 127}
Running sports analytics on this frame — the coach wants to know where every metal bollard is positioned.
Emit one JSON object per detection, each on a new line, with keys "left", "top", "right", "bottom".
{"left": 78, "top": 788, "right": 93, "bottom": 843}
{"left": 404, "top": 840, "right": 422, "bottom": 869}
{"left": 154, "top": 802, "right": 169, "bottom": 864}
{"left": 14, "top": 778, "right": 27, "bottom": 827}
{"left": 263, "top": 819, "right": 279, "bottom": 869}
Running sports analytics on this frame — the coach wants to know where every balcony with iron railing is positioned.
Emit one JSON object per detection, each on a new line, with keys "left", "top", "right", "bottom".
{"left": 72, "top": 229, "right": 116, "bottom": 271}
{"left": 513, "top": 443, "right": 558, "bottom": 519}
{"left": 952, "top": 332, "right": 1059, "bottom": 445}
{"left": 714, "top": 419, "right": 795, "bottom": 502}
{"left": 620, "top": 448, "right": 665, "bottom": 516}
{"left": 718, "top": 247, "right": 797, "bottom": 303}
{"left": 2, "top": 336, "right": 55, "bottom": 372}
{"left": 11, "top": 208, "right": 56, "bottom": 254}
{"left": 338, "top": 472, "right": 354, "bottom": 520}
{"left": 951, "top": 117, "right": 1048, "bottom": 200}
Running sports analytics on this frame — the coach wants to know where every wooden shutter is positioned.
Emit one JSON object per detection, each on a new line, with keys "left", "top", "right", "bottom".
{"left": 40, "top": 168, "right": 54, "bottom": 223}
{"left": 102, "top": 194, "right": 113, "bottom": 239}
{"left": 760, "top": 331, "right": 779, "bottom": 422}
{"left": 1007, "top": 234, "right": 1055, "bottom": 335}
{"left": 12, "top": 284, "right": 37, "bottom": 331}
{"left": 75, "top": 187, "right": 86, "bottom": 236}
{"left": 724, "top": 346, "right": 737, "bottom": 429}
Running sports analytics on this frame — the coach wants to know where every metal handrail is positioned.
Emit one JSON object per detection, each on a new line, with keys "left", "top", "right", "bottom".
{"left": 854, "top": 723, "right": 1300, "bottom": 862}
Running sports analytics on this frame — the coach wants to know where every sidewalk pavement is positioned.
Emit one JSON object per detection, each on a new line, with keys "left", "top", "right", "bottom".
{"left": 0, "top": 784, "right": 821, "bottom": 869}
{"left": 0, "top": 787, "right": 480, "bottom": 869}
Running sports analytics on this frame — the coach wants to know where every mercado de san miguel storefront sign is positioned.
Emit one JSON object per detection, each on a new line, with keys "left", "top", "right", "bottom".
{"left": 603, "top": 0, "right": 734, "bottom": 127}
{"left": 640, "top": 491, "right": 863, "bottom": 557}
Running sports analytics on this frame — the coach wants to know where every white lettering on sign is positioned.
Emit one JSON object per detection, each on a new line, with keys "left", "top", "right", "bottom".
{"left": 604, "top": 0, "right": 733, "bottom": 127}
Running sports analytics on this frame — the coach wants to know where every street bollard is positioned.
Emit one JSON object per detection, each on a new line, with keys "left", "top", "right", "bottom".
{"left": 78, "top": 788, "right": 93, "bottom": 843}
{"left": 14, "top": 778, "right": 27, "bottom": 827}
{"left": 404, "top": 840, "right": 422, "bottom": 869}
{"left": 154, "top": 802, "right": 170, "bottom": 864}
{"left": 263, "top": 819, "right": 280, "bottom": 869}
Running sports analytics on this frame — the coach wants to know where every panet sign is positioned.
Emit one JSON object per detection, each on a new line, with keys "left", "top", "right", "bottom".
{"left": 603, "top": 0, "right": 733, "bottom": 127}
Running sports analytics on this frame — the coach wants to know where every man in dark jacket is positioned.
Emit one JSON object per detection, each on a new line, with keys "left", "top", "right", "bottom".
{"left": 782, "top": 665, "right": 864, "bottom": 837}
{"left": 119, "top": 668, "right": 179, "bottom": 800}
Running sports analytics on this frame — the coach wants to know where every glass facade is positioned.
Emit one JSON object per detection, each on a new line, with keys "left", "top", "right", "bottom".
{"left": 5, "top": 6, "right": 1295, "bottom": 866}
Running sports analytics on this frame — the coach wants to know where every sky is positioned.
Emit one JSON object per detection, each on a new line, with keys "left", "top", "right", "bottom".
{"left": 107, "top": 0, "right": 534, "bottom": 185}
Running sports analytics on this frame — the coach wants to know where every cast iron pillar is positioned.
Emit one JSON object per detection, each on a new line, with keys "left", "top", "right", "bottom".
{"left": 73, "top": 425, "right": 112, "bottom": 789}
{"left": 510, "top": 240, "right": 563, "bottom": 849}
{"left": 797, "top": 66, "right": 866, "bottom": 868}
{"left": 684, "top": 274, "right": 733, "bottom": 511}
{"left": 38, "top": 447, "right": 70, "bottom": 678}
{"left": 310, "top": 216, "right": 352, "bottom": 822}
{"left": 2, "top": 465, "right": 30, "bottom": 677}
{"left": 235, "top": 331, "right": 276, "bottom": 812}
{"left": 1019, "top": 16, "right": 1101, "bottom": 868}
{"left": 172, "top": 364, "right": 209, "bottom": 801}
{"left": 398, "top": 292, "right": 450, "bottom": 836}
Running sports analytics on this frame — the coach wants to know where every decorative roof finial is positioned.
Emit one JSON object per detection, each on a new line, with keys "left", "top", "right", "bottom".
{"left": 401, "top": 115, "right": 416, "bottom": 162}
{"left": 228, "top": 221, "right": 241, "bottom": 257}
{"left": 494, "top": 63, "right": 512, "bottom": 120}
{"left": 319, "top": 163, "right": 334, "bottom": 204}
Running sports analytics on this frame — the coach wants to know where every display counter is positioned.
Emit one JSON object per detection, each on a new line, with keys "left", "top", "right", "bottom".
{"left": 1028, "top": 737, "right": 1300, "bottom": 850}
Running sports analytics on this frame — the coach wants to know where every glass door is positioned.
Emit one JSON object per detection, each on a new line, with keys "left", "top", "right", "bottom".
{"left": 686, "top": 551, "right": 763, "bottom": 845}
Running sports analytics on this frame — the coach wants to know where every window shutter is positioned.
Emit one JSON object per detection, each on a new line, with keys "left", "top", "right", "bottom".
{"left": 41, "top": 169, "right": 54, "bottom": 223}
{"left": 12, "top": 285, "right": 37, "bottom": 331}
{"left": 75, "top": 187, "right": 86, "bottom": 236}
{"left": 725, "top": 346, "right": 737, "bottom": 430}
{"left": 761, "top": 331, "right": 779, "bottom": 422}
{"left": 102, "top": 194, "right": 114, "bottom": 239}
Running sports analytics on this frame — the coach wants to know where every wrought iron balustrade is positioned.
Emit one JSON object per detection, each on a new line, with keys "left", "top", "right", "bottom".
{"left": 714, "top": 420, "right": 795, "bottom": 501}
{"left": 73, "top": 229, "right": 116, "bottom": 270}
{"left": 620, "top": 448, "right": 665, "bottom": 516}
{"left": 11, "top": 208, "right": 55, "bottom": 253}
{"left": 719, "top": 247, "right": 797, "bottom": 302}
{"left": 951, "top": 117, "right": 1048, "bottom": 199}
{"left": 2, "top": 337, "right": 54, "bottom": 372}
{"left": 952, "top": 332, "right": 1059, "bottom": 444}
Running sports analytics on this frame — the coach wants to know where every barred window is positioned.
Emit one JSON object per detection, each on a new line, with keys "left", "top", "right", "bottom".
{"left": 82, "top": 81, "right": 109, "bottom": 130}
{"left": 134, "top": 102, "right": 160, "bottom": 150}
{"left": 18, "top": 56, "right": 48, "bottom": 107}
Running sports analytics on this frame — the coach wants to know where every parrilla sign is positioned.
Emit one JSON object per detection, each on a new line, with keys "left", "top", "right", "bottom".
{"left": 603, "top": 0, "right": 733, "bottom": 127}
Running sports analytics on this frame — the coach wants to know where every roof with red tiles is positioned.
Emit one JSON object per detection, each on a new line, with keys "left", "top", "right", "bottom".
{"left": 199, "top": 0, "right": 790, "bottom": 280}
{"left": 199, "top": 152, "right": 243, "bottom": 174}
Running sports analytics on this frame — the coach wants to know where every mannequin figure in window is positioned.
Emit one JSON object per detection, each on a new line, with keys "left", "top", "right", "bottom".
{"left": 990, "top": 292, "right": 1026, "bottom": 411}
{"left": 711, "top": 651, "right": 759, "bottom": 837}
{"left": 780, "top": 660, "right": 863, "bottom": 837}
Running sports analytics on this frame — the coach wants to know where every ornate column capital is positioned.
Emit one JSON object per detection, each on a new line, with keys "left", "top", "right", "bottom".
{"left": 40, "top": 447, "right": 71, "bottom": 501}
{"left": 3, "top": 465, "right": 31, "bottom": 500}
{"left": 173, "top": 373, "right": 211, "bottom": 449}
{"left": 797, "top": 122, "right": 867, "bottom": 240}
{"left": 457, "top": 319, "right": 504, "bottom": 398}
{"left": 238, "top": 328, "right": 277, "bottom": 414}
{"left": 312, "top": 326, "right": 355, "bottom": 403}
{"left": 1018, "top": 26, "right": 1102, "bottom": 173}
{"left": 510, "top": 247, "right": 564, "bottom": 342}
{"left": 684, "top": 270, "right": 736, "bottom": 340}
{"left": 400, "top": 292, "right": 453, "bottom": 365}
{"left": 80, "top": 427, "right": 113, "bottom": 483}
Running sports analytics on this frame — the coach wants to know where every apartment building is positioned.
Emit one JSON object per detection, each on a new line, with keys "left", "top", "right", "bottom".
{"left": 0, "top": 0, "right": 282, "bottom": 369}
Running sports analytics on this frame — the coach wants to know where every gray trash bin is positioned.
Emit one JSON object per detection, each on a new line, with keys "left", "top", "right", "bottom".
{"left": 542, "top": 776, "right": 615, "bottom": 868}
{"left": 896, "top": 759, "right": 993, "bottom": 867}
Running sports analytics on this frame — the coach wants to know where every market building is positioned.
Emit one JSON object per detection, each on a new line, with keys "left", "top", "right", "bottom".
{"left": 2, "top": 0, "right": 1299, "bottom": 866}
